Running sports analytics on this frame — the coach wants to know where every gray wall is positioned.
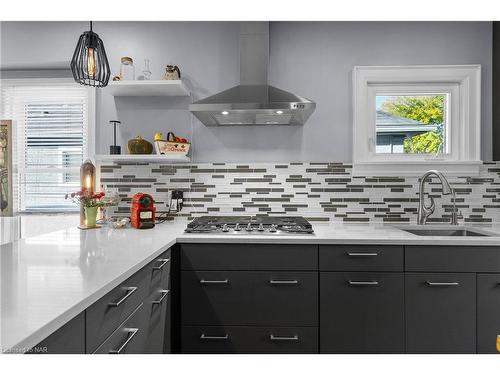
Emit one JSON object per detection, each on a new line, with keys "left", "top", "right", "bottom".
{"left": 1, "top": 21, "right": 493, "bottom": 162}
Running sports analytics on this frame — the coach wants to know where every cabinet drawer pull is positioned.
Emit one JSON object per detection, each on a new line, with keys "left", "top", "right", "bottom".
{"left": 200, "top": 334, "right": 229, "bottom": 340}
{"left": 200, "top": 279, "right": 229, "bottom": 284}
{"left": 347, "top": 252, "right": 379, "bottom": 257}
{"left": 425, "top": 281, "right": 459, "bottom": 287}
{"left": 108, "top": 286, "right": 138, "bottom": 307}
{"left": 270, "top": 334, "right": 299, "bottom": 341}
{"left": 153, "top": 258, "right": 170, "bottom": 271}
{"left": 109, "top": 328, "right": 139, "bottom": 354}
{"left": 348, "top": 280, "right": 379, "bottom": 286}
{"left": 269, "top": 279, "right": 299, "bottom": 285}
{"left": 152, "top": 289, "right": 169, "bottom": 305}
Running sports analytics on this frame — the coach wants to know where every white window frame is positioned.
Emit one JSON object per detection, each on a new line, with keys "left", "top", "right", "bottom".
{"left": 352, "top": 65, "right": 481, "bottom": 176}
{"left": 1, "top": 78, "right": 96, "bottom": 212}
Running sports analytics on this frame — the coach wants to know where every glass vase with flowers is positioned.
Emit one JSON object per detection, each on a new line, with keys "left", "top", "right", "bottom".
{"left": 66, "top": 189, "right": 106, "bottom": 228}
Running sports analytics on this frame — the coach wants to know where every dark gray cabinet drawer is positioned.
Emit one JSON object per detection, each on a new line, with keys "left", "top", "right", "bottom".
{"left": 180, "top": 244, "right": 317, "bottom": 271}
{"left": 94, "top": 303, "right": 148, "bottom": 354}
{"left": 181, "top": 326, "right": 318, "bottom": 353}
{"left": 478, "top": 274, "right": 500, "bottom": 353}
{"left": 319, "top": 245, "right": 403, "bottom": 271}
{"left": 405, "top": 273, "right": 476, "bottom": 353}
{"left": 406, "top": 246, "right": 500, "bottom": 272}
{"left": 30, "top": 312, "right": 85, "bottom": 354}
{"left": 320, "top": 272, "right": 404, "bottom": 353}
{"left": 86, "top": 265, "right": 150, "bottom": 353}
{"left": 144, "top": 287, "right": 170, "bottom": 353}
{"left": 146, "top": 249, "right": 171, "bottom": 296}
{"left": 181, "top": 270, "right": 318, "bottom": 326}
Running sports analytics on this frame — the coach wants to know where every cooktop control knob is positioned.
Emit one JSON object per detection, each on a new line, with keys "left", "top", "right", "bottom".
{"left": 258, "top": 223, "right": 265, "bottom": 232}
{"left": 246, "top": 223, "right": 253, "bottom": 232}
{"left": 222, "top": 224, "right": 230, "bottom": 232}
{"left": 234, "top": 223, "right": 241, "bottom": 231}
{"left": 269, "top": 224, "right": 278, "bottom": 233}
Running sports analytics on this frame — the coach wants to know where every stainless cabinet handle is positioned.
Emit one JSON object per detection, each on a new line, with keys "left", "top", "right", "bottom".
{"left": 269, "top": 280, "right": 299, "bottom": 285}
{"left": 109, "top": 328, "right": 139, "bottom": 354}
{"left": 426, "top": 281, "right": 459, "bottom": 286}
{"left": 348, "top": 280, "right": 379, "bottom": 286}
{"left": 270, "top": 334, "right": 299, "bottom": 341}
{"left": 200, "top": 334, "right": 229, "bottom": 340}
{"left": 152, "top": 289, "right": 169, "bottom": 305}
{"left": 153, "top": 258, "right": 170, "bottom": 271}
{"left": 108, "top": 287, "right": 138, "bottom": 307}
{"left": 347, "top": 252, "right": 379, "bottom": 257}
{"left": 200, "top": 279, "right": 229, "bottom": 284}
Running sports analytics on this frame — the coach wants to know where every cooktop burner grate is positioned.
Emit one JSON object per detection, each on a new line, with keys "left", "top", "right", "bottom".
{"left": 185, "top": 216, "right": 314, "bottom": 234}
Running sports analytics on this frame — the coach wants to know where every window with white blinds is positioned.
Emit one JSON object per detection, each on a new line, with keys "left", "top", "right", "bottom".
{"left": 1, "top": 79, "right": 93, "bottom": 212}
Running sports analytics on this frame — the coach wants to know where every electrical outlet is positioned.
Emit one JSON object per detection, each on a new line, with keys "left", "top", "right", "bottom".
{"left": 169, "top": 190, "right": 183, "bottom": 212}
{"left": 171, "top": 190, "right": 183, "bottom": 200}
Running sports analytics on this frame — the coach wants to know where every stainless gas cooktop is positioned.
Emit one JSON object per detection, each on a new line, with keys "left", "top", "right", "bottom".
{"left": 185, "top": 216, "right": 314, "bottom": 235}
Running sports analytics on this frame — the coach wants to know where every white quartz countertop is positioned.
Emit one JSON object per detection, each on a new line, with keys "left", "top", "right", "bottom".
{"left": 0, "top": 221, "right": 184, "bottom": 354}
{"left": 179, "top": 222, "right": 500, "bottom": 246}
{"left": 2, "top": 220, "right": 500, "bottom": 353}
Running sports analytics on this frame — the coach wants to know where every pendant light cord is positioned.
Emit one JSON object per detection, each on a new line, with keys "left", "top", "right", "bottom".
{"left": 90, "top": 21, "right": 92, "bottom": 32}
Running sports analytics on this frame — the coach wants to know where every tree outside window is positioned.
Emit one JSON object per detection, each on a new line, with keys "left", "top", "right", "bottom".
{"left": 377, "top": 95, "right": 446, "bottom": 154}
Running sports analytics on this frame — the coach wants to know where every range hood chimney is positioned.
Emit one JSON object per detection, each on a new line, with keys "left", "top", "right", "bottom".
{"left": 189, "top": 22, "right": 316, "bottom": 126}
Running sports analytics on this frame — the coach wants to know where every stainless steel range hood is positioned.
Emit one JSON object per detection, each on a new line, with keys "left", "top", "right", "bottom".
{"left": 189, "top": 23, "right": 316, "bottom": 126}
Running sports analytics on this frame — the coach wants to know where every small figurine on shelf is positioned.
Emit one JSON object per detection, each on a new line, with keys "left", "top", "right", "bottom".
{"left": 162, "top": 65, "right": 181, "bottom": 80}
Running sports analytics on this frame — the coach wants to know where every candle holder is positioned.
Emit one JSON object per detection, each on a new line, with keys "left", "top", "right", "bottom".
{"left": 79, "top": 159, "right": 96, "bottom": 229}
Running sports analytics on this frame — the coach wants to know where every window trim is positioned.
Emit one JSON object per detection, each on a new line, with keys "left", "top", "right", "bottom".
{"left": 1, "top": 77, "right": 97, "bottom": 212}
{"left": 1, "top": 78, "right": 97, "bottom": 159}
{"left": 352, "top": 65, "right": 481, "bottom": 176}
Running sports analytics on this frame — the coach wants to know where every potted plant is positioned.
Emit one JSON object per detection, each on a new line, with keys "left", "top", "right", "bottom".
{"left": 65, "top": 189, "right": 106, "bottom": 228}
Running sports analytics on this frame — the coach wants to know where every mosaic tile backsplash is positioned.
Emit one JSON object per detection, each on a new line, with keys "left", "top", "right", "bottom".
{"left": 99, "top": 162, "right": 500, "bottom": 223}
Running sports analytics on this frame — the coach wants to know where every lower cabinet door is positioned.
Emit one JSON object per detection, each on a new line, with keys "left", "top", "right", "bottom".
{"left": 320, "top": 272, "right": 404, "bottom": 353}
{"left": 181, "top": 326, "right": 318, "bottom": 354}
{"left": 30, "top": 312, "right": 85, "bottom": 354}
{"left": 477, "top": 274, "right": 500, "bottom": 353}
{"left": 86, "top": 266, "right": 149, "bottom": 353}
{"left": 144, "top": 289, "right": 170, "bottom": 353}
{"left": 405, "top": 273, "right": 476, "bottom": 353}
{"left": 93, "top": 303, "right": 148, "bottom": 354}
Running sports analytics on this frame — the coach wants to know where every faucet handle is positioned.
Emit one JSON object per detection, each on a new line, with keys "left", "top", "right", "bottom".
{"left": 423, "top": 195, "right": 435, "bottom": 214}
{"left": 457, "top": 210, "right": 464, "bottom": 220}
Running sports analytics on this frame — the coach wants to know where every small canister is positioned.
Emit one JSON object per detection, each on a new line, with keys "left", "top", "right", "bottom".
{"left": 120, "top": 57, "right": 135, "bottom": 80}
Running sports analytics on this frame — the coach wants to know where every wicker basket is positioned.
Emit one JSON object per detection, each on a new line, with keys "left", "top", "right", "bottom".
{"left": 154, "top": 139, "right": 190, "bottom": 156}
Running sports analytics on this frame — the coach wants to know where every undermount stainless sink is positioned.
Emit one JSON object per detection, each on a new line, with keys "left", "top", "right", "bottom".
{"left": 400, "top": 227, "right": 493, "bottom": 237}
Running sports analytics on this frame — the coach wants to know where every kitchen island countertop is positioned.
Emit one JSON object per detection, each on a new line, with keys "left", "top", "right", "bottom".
{"left": 2, "top": 220, "right": 500, "bottom": 353}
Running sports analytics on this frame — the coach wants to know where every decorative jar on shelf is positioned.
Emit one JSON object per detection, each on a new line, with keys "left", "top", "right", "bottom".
{"left": 128, "top": 135, "right": 153, "bottom": 154}
{"left": 120, "top": 57, "right": 135, "bottom": 80}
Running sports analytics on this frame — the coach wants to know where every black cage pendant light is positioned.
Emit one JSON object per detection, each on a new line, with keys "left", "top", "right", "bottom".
{"left": 71, "top": 21, "right": 111, "bottom": 88}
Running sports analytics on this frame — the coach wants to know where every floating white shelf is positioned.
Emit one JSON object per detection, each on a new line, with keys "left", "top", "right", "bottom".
{"left": 95, "top": 154, "right": 191, "bottom": 164}
{"left": 107, "top": 80, "right": 190, "bottom": 97}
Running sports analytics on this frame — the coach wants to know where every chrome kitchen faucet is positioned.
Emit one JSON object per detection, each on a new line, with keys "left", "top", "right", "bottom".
{"left": 417, "top": 170, "right": 461, "bottom": 225}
